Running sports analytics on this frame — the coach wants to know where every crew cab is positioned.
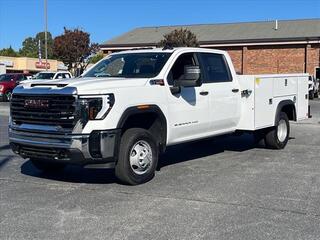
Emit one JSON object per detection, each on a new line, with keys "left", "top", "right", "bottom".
{"left": 9, "top": 48, "right": 309, "bottom": 185}
{"left": 0, "top": 73, "right": 32, "bottom": 101}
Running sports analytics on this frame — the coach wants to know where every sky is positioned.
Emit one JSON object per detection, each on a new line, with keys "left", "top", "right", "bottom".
{"left": 0, "top": 0, "right": 319, "bottom": 50}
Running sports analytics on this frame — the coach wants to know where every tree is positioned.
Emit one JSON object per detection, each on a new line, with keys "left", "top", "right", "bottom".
{"left": 19, "top": 37, "right": 37, "bottom": 58}
{"left": 19, "top": 31, "right": 54, "bottom": 58}
{"left": 158, "top": 28, "right": 199, "bottom": 48}
{"left": 89, "top": 53, "right": 104, "bottom": 64}
{"left": 0, "top": 46, "right": 19, "bottom": 57}
{"left": 53, "top": 28, "right": 99, "bottom": 74}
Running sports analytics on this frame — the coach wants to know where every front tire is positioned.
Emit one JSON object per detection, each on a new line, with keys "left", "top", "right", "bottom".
{"left": 264, "top": 112, "right": 290, "bottom": 149}
{"left": 31, "top": 158, "right": 66, "bottom": 172}
{"left": 115, "top": 128, "right": 158, "bottom": 185}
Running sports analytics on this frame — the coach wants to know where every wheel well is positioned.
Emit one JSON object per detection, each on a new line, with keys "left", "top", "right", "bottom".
{"left": 121, "top": 112, "right": 167, "bottom": 153}
{"left": 281, "top": 104, "right": 296, "bottom": 121}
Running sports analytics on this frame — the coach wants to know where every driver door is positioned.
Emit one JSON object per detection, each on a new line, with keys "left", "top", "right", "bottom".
{"left": 166, "top": 52, "right": 211, "bottom": 144}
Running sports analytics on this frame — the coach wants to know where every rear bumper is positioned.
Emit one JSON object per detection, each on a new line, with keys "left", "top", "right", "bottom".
{"left": 9, "top": 127, "right": 120, "bottom": 167}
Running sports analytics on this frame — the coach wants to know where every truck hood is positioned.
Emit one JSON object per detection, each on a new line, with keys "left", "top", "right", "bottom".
{"left": 20, "top": 77, "right": 150, "bottom": 94}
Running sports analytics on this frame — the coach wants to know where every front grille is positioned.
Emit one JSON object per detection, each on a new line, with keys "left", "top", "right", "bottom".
{"left": 11, "top": 94, "right": 78, "bottom": 130}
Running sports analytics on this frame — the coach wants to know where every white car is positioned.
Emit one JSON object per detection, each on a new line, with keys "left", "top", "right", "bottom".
{"left": 9, "top": 47, "right": 309, "bottom": 185}
{"left": 32, "top": 71, "right": 73, "bottom": 80}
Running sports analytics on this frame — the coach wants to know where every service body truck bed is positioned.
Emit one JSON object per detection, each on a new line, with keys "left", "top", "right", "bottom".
{"left": 237, "top": 74, "right": 309, "bottom": 130}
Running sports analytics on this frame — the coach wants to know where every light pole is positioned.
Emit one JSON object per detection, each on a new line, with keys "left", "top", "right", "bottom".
{"left": 44, "top": 0, "right": 48, "bottom": 71}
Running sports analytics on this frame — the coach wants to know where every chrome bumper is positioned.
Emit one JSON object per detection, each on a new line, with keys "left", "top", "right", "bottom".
{"left": 9, "top": 126, "right": 120, "bottom": 166}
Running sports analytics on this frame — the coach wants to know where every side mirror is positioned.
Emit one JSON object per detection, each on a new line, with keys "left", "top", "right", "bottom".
{"left": 176, "top": 66, "right": 201, "bottom": 87}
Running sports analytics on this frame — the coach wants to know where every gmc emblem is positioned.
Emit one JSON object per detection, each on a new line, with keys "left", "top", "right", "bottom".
{"left": 24, "top": 99, "right": 49, "bottom": 109}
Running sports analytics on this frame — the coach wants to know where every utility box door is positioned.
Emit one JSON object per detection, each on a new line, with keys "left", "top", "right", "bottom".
{"left": 273, "top": 77, "right": 298, "bottom": 97}
{"left": 254, "top": 77, "right": 274, "bottom": 129}
{"left": 297, "top": 76, "right": 309, "bottom": 120}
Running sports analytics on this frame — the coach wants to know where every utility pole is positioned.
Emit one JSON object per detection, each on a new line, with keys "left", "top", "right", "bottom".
{"left": 44, "top": 0, "right": 48, "bottom": 71}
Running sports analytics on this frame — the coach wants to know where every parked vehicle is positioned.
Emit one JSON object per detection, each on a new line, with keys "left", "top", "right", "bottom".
{"left": 32, "top": 71, "right": 72, "bottom": 80}
{"left": 308, "top": 75, "right": 319, "bottom": 99}
{"left": 0, "top": 73, "right": 31, "bottom": 101}
{"left": 9, "top": 48, "right": 309, "bottom": 185}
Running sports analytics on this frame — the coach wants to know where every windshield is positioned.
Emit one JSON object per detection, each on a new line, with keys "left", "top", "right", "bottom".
{"left": 0, "top": 74, "right": 13, "bottom": 82}
{"left": 34, "top": 72, "right": 55, "bottom": 79}
{"left": 83, "top": 52, "right": 172, "bottom": 78}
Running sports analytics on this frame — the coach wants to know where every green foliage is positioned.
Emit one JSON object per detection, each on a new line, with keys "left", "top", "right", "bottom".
{"left": 158, "top": 28, "right": 199, "bottom": 48}
{"left": 89, "top": 53, "right": 104, "bottom": 64}
{"left": 19, "top": 32, "right": 53, "bottom": 58}
{"left": 53, "top": 27, "right": 99, "bottom": 73}
{"left": 0, "top": 46, "right": 19, "bottom": 57}
{"left": 19, "top": 37, "right": 37, "bottom": 58}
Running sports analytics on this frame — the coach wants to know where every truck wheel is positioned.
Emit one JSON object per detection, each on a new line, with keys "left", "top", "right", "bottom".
{"left": 264, "top": 112, "right": 290, "bottom": 149}
{"left": 31, "top": 158, "right": 66, "bottom": 172}
{"left": 4, "top": 91, "right": 12, "bottom": 102}
{"left": 115, "top": 128, "right": 158, "bottom": 185}
{"left": 309, "top": 90, "right": 314, "bottom": 100}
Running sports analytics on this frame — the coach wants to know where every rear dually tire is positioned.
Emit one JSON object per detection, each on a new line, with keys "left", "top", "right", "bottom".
{"left": 264, "top": 112, "right": 290, "bottom": 149}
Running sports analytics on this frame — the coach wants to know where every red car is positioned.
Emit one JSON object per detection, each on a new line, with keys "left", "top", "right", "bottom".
{"left": 0, "top": 73, "right": 31, "bottom": 101}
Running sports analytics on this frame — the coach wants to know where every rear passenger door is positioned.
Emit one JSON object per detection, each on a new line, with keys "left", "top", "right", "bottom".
{"left": 198, "top": 52, "right": 240, "bottom": 132}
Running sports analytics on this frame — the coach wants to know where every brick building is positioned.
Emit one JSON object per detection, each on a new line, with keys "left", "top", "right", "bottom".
{"left": 100, "top": 19, "right": 320, "bottom": 77}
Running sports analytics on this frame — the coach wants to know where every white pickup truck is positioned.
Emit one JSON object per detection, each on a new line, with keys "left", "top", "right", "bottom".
{"left": 32, "top": 71, "right": 73, "bottom": 80}
{"left": 9, "top": 47, "right": 309, "bottom": 185}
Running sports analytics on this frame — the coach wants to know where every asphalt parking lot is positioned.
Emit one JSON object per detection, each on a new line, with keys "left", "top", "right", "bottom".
{"left": 0, "top": 100, "right": 320, "bottom": 240}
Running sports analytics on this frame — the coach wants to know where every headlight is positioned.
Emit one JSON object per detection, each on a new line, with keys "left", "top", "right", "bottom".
{"left": 0, "top": 85, "right": 3, "bottom": 91}
{"left": 79, "top": 94, "right": 114, "bottom": 121}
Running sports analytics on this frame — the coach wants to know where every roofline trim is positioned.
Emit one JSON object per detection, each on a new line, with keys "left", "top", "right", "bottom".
{"left": 129, "top": 18, "right": 320, "bottom": 30}
{"left": 100, "top": 39, "right": 320, "bottom": 51}
{"left": 101, "top": 37, "right": 320, "bottom": 47}
{"left": 201, "top": 40, "right": 320, "bottom": 47}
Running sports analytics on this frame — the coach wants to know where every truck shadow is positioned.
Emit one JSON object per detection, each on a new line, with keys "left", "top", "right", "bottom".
{"left": 158, "top": 133, "right": 259, "bottom": 170}
{"left": 21, "top": 161, "right": 118, "bottom": 184}
{"left": 20, "top": 133, "right": 279, "bottom": 184}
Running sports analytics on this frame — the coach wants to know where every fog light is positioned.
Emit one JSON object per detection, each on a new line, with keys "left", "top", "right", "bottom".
{"left": 89, "top": 131, "right": 102, "bottom": 158}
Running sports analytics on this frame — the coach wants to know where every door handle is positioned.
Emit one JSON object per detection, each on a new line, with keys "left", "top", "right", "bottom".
{"left": 200, "top": 91, "right": 209, "bottom": 96}
{"left": 232, "top": 89, "right": 239, "bottom": 93}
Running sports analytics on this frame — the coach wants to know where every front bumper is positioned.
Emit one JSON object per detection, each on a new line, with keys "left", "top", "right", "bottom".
{"left": 9, "top": 127, "right": 120, "bottom": 167}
